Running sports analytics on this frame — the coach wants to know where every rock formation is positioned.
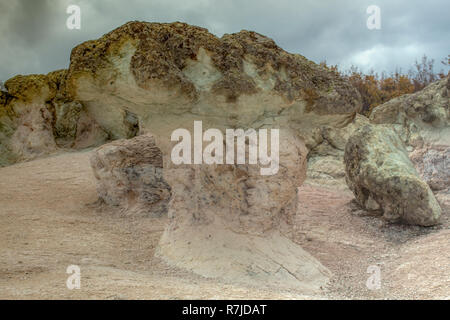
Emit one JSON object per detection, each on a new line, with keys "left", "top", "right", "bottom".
{"left": 0, "top": 75, "right": 57, "bottom": 165}
{"left": 307, "top": 75, "right": 449, "bottom": 191}
{"left": 59, "top": 20, "right": 367, "bottom": 288}
{"left": 370, "top": 76, "right": 449, "bottom": 148}
{"left": 90, "top": 134, "right": 171, "bottom": 216}
{"left": 345, "top": 124, "right": 441, "bottom": 226}
{"left": 0, "top": 69, "right": 143, "bottom": 166}
{"left": 369, "top": 75, "right": 449, "bottom": 212}
{"left": 2, "top": 19, "right": 447, "bottom": 287}
{"left": 307, "top": 76, "right": 449, "bottom": 215}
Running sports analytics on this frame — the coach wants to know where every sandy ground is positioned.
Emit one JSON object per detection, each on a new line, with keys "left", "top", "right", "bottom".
{"left": 0, "top": 150, "right": 449, "bottom": 299}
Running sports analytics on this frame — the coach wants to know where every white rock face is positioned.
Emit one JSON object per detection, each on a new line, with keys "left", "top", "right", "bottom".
{"left": 157, "top": 224, "right": 331, "bottom": 290}
{"left": 345, "top": 124, "right": 441, "bottom": 226}
{"left": 90, "top": 134, "right": 171, "bottom": 216}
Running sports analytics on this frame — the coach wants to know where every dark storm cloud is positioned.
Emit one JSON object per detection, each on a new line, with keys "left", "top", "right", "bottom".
{"left": 0, "top": 0, "right": 449, "bottom": 81}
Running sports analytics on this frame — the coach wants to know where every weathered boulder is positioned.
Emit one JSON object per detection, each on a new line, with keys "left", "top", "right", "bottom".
{"left": 64, "top": 21, "right": 359, "bottom": 289}
{"left": 2, "top": 75, "right": 58, "bottom": 163}
{"left": 90, "top": 134, "right": 171, "bottom": 216}
{"left": 369, "top": 76, "right": 449, "bottom": 211}
{"left": 0, "top": 71, "right": 110, "bottom": 166}
{"left": 344, "top": 124, "right": 441, "bottom": 226}
{"left": 370, "top": 76, "right": 449, "bottom": 148}
{"left": 307, "top": 77, "right": 449, "bottom": 190}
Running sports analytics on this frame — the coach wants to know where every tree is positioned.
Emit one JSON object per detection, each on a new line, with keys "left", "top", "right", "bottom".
{"left": 340, "top": 54, "right": 445, "bottom": 115}
{"left": 410, "top": 54, "right": 437, "bottom": 91}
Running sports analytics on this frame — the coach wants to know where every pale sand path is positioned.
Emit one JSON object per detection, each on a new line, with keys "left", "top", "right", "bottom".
{"left": 0, "top": 150, "right": 448, "bottom": 299}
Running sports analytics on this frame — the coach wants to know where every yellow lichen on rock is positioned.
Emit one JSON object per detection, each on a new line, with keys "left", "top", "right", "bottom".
{"left": 4, "top": 74, "right": 56, "bottom": 103}
{"left": 0, "top": 70, "right": 110, "bottom": 166}
{"left": 67, "top": 21, "right": 362, "bottom": 113}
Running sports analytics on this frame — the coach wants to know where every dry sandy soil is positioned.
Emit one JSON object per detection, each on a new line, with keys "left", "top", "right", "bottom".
{"left": 0, "top": 150, "right": 449, "bottom": 299}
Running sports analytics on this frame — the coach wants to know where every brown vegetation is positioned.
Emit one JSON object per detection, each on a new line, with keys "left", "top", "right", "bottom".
{"left": 322, "top": 54, "right": 449, "bottom": 115}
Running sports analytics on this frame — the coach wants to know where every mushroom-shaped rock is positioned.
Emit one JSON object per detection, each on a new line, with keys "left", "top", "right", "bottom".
{"left": 344, "top": 124, "right": 442, "bottom": 226}
{"left": 62, "top": 21, "right": 368, "bottom": 289}
{"left": 90, "top": 134, "right": 171, "bottom": 216}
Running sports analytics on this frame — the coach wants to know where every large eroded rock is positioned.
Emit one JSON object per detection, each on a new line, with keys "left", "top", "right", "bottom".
{"left": 0, "top": 72, "right": 111, "bottom": 166}
{"left": 345, "top": 124, "right": 441, "bottom": 226}
{"left": 370, "top": 76, "right": 449, "bottom": 148}
{"left": 0, "top": 75, "right": 58, "bottom": 164}
{"left": 307, "top": 76, "right": 449, "bottom": 190}
{"left": 90, "top": 134, "right": 171, "bottom": 216}
{"left": 369, "top": 76, "right": 449, "bottom": 211}
{"left": 62, "top": 21, "right": 365, "bottom": 289}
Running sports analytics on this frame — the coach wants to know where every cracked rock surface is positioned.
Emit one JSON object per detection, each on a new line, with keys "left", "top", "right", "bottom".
{"left": 90, "top": 134, "right": 171, "bottom": 217}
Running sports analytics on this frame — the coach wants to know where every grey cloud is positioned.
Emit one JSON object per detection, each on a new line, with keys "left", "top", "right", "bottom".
{"left": 0, "top": 0, "right": 448, "bottom": 82}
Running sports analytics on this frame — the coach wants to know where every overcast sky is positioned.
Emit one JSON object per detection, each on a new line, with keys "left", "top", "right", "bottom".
{"left": 0, "top": 0, "right": 449, "bottom": 81}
